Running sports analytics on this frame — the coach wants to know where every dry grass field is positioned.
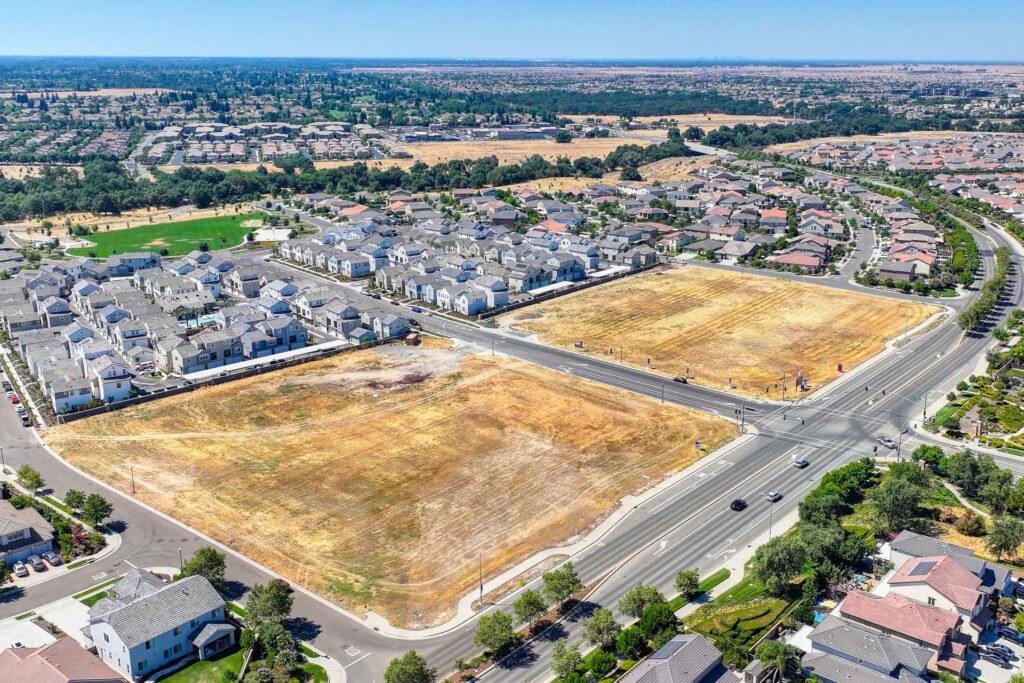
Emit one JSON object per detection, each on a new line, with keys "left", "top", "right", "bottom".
{"left": 500, "top": 266, "right": 941, "bottom": 399}
{"left": 45, "top": 341, "right": 732, "bottom": 628}
{"left": 153, "top": 158, "right": 420, "bottom": 174}
{"left": 0, "top": 164, "right": 83, "bottom": 180}
{"left": 403, "top": 137, "right": 655, "bottom": 165}
{"left": 4, "top": 203, "right": 253, "bottom": 241}
{"left": 639, "top": 155, "right": 720, "bottom": 182}
{"left": 562, "top": 113, "right": 789, "bottom": 130}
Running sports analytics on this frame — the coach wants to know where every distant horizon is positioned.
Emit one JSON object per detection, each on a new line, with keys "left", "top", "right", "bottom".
{"left": 3, "top": 0, "right": 1021, "bottom": 63}
{"left": 2, "top": 56, "right": 1024, "bottom": 67}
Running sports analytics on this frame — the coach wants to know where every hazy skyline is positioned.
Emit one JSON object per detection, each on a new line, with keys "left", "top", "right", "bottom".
{"left": 2, "top": 0, "right": 1022, "bottom": 62}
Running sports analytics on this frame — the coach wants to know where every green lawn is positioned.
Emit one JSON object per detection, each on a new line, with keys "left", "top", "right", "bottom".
{"left": 80, "top": 591, "right": 108, "bottom": 607}
{"left": 668, "top": 568, "right": 731, "bottom": 610}
{"left": 72, "top": 576, "right": 122, "bottom": 599}
{"left": 67, "top": 213, "right": 260, "bottom": 258}
{"left": 160, "top": 646, "right": 244, "bottom": 683}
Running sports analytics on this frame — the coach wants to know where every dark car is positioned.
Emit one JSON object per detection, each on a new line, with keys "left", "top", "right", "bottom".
{"left": 27, "top": 555, "right": 45, "bottom": 572}
{"left": 980, "top": 651, "right": 1011, "bottom": 668}
{"left": 410, "top": 306, "right": 423, "bottom": 313}
{"left": 984, "top": 643, "right": 1014, "bottom": 659}
{"left": 390, "top": 300, "right": 400, "bottom": 305}
{"left": 20, "top": 415, "right": 31, "bottom": 427}
{"left": 730, "top": 498, "right": 747, "bottom": 511}
{"left": 673, "top": 376, "right": 688, "bottom": 384}
{"left": 793, "top": 457, "right": 809, "bottom": 469}
{"left": 998, "top": 627, "right": 1024, "bottom": 644}
{"left": 42, "top": 551, "right": 62, "bottom": 567}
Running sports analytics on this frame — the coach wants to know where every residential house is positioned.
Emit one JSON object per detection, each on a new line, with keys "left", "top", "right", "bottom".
{"left": 0, "top": 498, "right": 55, "bottom": 565}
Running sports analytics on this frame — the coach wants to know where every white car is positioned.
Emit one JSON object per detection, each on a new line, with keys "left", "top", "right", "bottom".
{"left": 12, "top": 561, "right": 28, "bottom": 577}
{"left": 766, "top": 491, "right": 783, "bottom": 502}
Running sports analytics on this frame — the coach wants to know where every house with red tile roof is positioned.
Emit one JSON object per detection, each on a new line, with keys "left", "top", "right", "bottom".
{"left": 886, "top": 555, "right": 991, "bottom": 636}
{"left": 0, "top": 637, "right": 125, "bottom": 683}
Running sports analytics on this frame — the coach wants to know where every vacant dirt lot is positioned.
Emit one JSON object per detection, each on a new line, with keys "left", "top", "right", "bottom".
{"left": 562, "top": 113, "right": 789, "bottom": 130}
{"left": 45, "top": 341, "right": 732, "bottom": 628}
{"left": 0, "top": 164, "right": 83, "bottom": 180}
{"left": 640, "top": 155, "right": 720, "bottom": 182}
{"left": 500, "top": 266, "right": 941, "bottom": 399}
{"left": 403, "top": 137, "right": 655, "bottom": 165}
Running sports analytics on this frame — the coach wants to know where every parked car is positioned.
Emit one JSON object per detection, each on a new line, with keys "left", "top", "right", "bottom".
{"left": 1, "top": 381, "right": 11, "bottom": 391}
{"left": 390, "top": 300, "right": 400, "bottom": 306}
{"left": 980, "top": 651, "right": 1011, "bottom": 668}
{"left": 730, "top": 498, "right": 748, "bottom": 511}
{"left": 793, "top": 457, "right": 809, "bottom": 468}
{"left": 9, "top": 394, "right": 20, "bottom": 405}
{"left": 877, "top": 435, "right": 898, "bottom": 449}
{"left": 27, "top": 555, "right": 45, "bottom": 572}
{"left": 410, "top": 306, "right": 423, "bottom": 313}
{"left": 20, "top": 415, "right": 31, "bottom": 427}
{"left": 673, "top": 376, "right": 688, "bottom": 384}
{"left": 42, "top": 551, "right": 62, "bottom": 567}
{"left": 766, "top": 491, "right": 783, "bottom": 502}
{"left": 984, "top": 643, "right": 1014, "bottom": 659}
{"left": 12, "top": 561, "right": 27, "bottom": 577}
{"left": 998, "top": 627, "right": 1024, "bottom": 644}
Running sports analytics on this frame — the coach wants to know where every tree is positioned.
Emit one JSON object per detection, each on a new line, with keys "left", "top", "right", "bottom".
{"left": 64, "top": 489, "right": 86, "bottom": 510}
{"left": 911, "top": 444, "right": 944, "bottom": 469}
{"left": 16, "top": 464, "right": 43, "bottom": 492}
{"left": 246, "top": 580, "right": 294, "bottom": 625}
{"left": 581, "top": 607, "right": 621, "bottom": 650}
{"left": 618, "top": 583, "right": 666, "bottom": 619}
{"left": 638, "top": 602, "right": 677, "bottom": 641}
{"left": 554, "top": 131, "right": 573, "bottom": 144}
{"left": 474, "top": 611, "right": 518, "bottom": 655}
{"left": 180, "top": 547, "right": 228, "bottom": 592}
{"left": 583, "top": 648, "right": 617, "bottom": 678}
{"left": 1015, "top": 613, "right": 1024, "bottom": 634}
{"left": 755, "top": 641, "right": 802, "bottom": 683}
{"left": 616, "top": 625, "right": 649, "bottom": 660}
{"left": 384, "top": 651, "right": 436, "bottom": 683}
{"left": 82, "top": 494, "right": 114, "bottom": 526}
{"left": 871, "top": 477, "right": 923, "bottom": 532}
{"left": 542, "top": 562, "right": 583, "bottom": 607}
{"left": 667, "top": 126, "right": 681, "bottom": 140}
{"left": 684, "top": 126, "right": 705, "bottom": 141}
{"left": 798, "top": 494, "right": 846, "bottom": 526}
{"left": 550, "top": 639, "right": 582, "bottom": 678}
{"left": 513, "top": 589, "right": 547, "bottom": 628}
{"left": 987, "top": 517, "right": 1024, "bottom": 560}
{"left": 1009, "top": 674, "right": 1024, "bottom": 683}
{"left": 751, "top": 535, "right": 805, "bottom": 596}
{"left": 674, "top": 569, "right": 700, "bottom": 600}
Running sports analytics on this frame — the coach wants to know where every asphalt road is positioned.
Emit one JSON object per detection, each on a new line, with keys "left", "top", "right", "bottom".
{"left": 0, "top": 217, "right": 1020, "bottom": 682}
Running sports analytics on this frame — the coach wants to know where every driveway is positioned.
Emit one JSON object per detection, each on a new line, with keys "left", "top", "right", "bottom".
{"left": 0, "top": 618, "right": 56, "bottom": 649}
{"left": 969, "top": 628, "right": 1024, "bottom": 682}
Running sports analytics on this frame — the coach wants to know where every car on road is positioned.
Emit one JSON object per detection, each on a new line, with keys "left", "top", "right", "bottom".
{"left": 20, "top": 415, "right": 31, "bottom": 427}
{"left": 980, "top": 651, "right": 1011, "bottom": 668}
{"left": 390, "top": 300, "right": 400, "bottom": 306}
{"left": 766, "top": 491, "right": 783, "bottom": 502}
{"left": 27, "top": 555, "right": 45, "bottom": 572}
{"left": 673, "top": 376, "right": 688, "bottom": 384}
{"left": 877, "top": 435, "right": 898, "bottom": 449}
{"left": 1, "top": 381, "right": 11, "bottom": 391}
{"left": 9, "top": 394, "right": 20, "bottom": 404}
{"left": 410, "top": 306, "right": 423, "bottom": 313}
{"left": 793, "top": 457, "right": 809, "bottom": 468}
{"left": 368, "top": 293, "right": 381, "bottom": 300}
{"left": 730, "top": 498, "right": 747, "bottom": 511}
{"left": 12, "top": 561, "right": 27, "bottom": 577}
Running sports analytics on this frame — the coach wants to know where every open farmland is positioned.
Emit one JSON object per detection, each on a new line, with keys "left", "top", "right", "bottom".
{"left": 403, "top": 137, "right": 655, "bottom": 165}
{"left": 500, "top": 266, "right": 941, "bottom": 399}
{"left": 65, "top": 212, "right": 261, "bottom": 257}
{"left": 44, "top": 341, "right": 733, "bottom": 628}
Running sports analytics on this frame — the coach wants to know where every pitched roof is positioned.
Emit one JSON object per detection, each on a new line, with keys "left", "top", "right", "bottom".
{"left": 889, "top": 555, "right": 985, "bottom": 611}
{"left": 808, "top": 613, "right": 934, "bottom": 673}
{"left": 840, "top": 590, "right": 958, "bottom": 648}
{"left": 0, "top": 636, "right": 125, "bottom": 683}
{"left": 618, "top": 633, "right": 722, "bottom": 683}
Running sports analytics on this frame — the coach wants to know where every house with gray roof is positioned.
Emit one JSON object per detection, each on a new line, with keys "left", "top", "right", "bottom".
{"left": 0, "top": 498, "right": 55, "bottom": 564}
{"left": 619, "top": 633, "right": 731, "bottom": 683}
{"left": 86, "top": 570, "right": 233, "bottom": 681}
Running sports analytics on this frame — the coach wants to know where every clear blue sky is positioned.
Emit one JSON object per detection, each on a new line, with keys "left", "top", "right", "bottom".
{"left": 2, "top": 0, "right": 1022, "bottom": 62}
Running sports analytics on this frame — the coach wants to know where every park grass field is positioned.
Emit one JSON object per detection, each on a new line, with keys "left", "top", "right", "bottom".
{"left": 500, "top": 266, "right": 941, "bottom": 399}
{"left": 66, "top": 212, "right": 261, "bottom": 257}
{"left": 44, "top": 340, "right": 733, "bottom": 628}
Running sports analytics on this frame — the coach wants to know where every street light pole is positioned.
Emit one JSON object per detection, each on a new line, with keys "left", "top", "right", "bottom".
{"left": 130, "top": 466, "right": 136, "bottom": 495}
{"left": 178, "top": 547, "right": 183, "bottom": 572}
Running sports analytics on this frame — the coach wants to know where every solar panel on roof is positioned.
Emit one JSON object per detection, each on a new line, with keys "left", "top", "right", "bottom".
{"left": 909, "top": 560, "right": 936, "bottom": 576}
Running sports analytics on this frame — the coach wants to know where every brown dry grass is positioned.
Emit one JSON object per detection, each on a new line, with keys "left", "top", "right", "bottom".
{"left": 640, "top": 155, "right": 719, "bottom": 182}
{"left": 44, "top": 341, "right": 732, "bottom": 628}
{"left": 0, "top": 164, "right": 83, "bottom": 180}
{"left": 765, "top": 130, "right": 1021, "bottom": 153}
{"left": 500, "top": 266, "right": 941, "bottom": 399}
{"left": 403, "top": 137, "right": 655, "bottom": 165}
{"left": 153, "top": 158, "right": 420, "bottom": 174}
{"left": 562, "top": 113, "right": 788, "bottom": 130}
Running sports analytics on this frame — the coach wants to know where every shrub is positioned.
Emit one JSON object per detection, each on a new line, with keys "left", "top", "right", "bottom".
{"left": 954, "top": 510, "right": 986, "bottom": 536}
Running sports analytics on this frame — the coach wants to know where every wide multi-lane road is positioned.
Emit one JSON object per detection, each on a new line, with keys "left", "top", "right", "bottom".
{"left": 0, "top": 218, "right": 1019, "bottom": 681}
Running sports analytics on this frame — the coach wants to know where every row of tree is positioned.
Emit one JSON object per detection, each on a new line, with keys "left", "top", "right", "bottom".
{"left": 959, "top": 246, "right": 1011, "bottom": 330}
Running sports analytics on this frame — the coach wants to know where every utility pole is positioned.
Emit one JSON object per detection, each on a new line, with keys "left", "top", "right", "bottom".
{"left": 178, "top": 547, "right": 184, "bottom": 572}
{"left": 130, "top": 466, "right": 136, "bottom": 495}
